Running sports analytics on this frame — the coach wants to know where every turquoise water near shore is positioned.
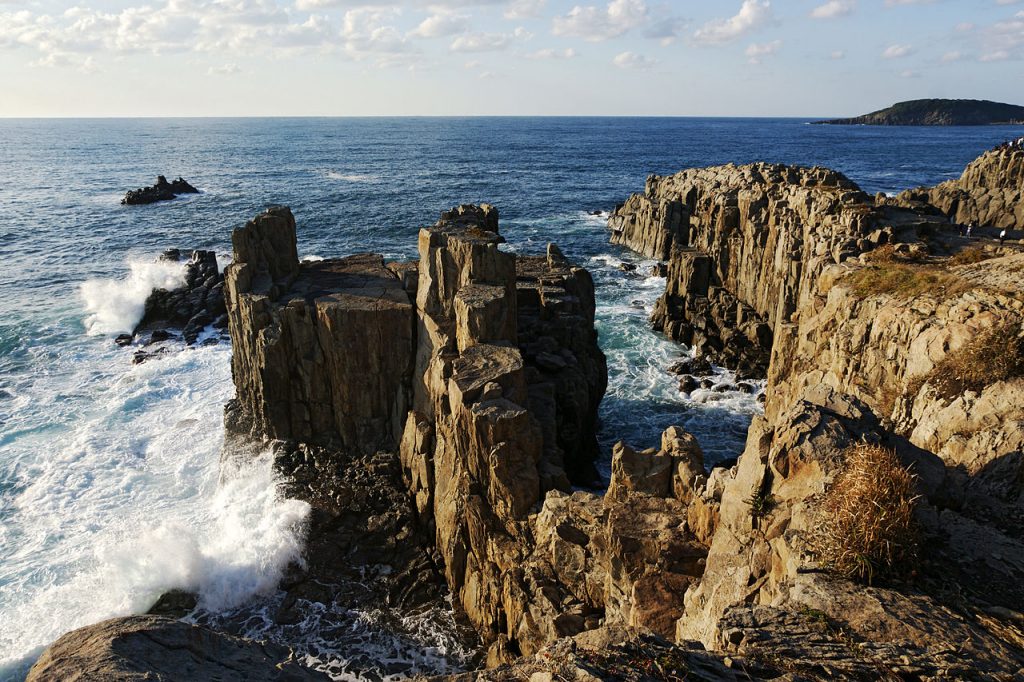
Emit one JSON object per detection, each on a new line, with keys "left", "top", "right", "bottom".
{"left": 0, "top": 117, "right": 1018, "bottom": 679}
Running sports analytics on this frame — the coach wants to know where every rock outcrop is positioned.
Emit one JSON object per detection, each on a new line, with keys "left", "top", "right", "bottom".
{"left": 895, "top": 143, "right": 1024, "bottom": 229}
{"left": 609, "top": 163, "right": 940, "bottom": 376}
{"left": 134, "top": 249, "right": 227, "bottom": 346}
{"left": 607, "top": 155, "right": 1024, "bottom": 678}
{"left": 122, "top": 175, "right": 199, "bottom": 205}
{"left": 26, "top": 615, "right": 329, "bottom": 681}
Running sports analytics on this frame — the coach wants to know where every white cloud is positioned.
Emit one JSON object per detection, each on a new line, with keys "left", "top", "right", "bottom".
{"left": 881, "top": 43, "right": 913, "bottom": 58}
{"left": 692, "top": 0, "right": 772, "bottom": 45}
{"left": 526, "top": 47, "right": 576, "bottom": 59}
{"left": 899, "top": 68, "right": 919, "bottom": 77}
{"left": 810, "top": 0, "right": 855, "bottom": 19}
{"left": 979, "top": 49, "right": 1010, "bottom": 61}
{"left": 884, "top": 0, "right": 934, "bottom": 5}
{"left": 830, "top": 49, "right": 845, "bottom": 59}
{"left": 745, "top": 39, "right": 780, "bottom": 63}
{"left": 504, "top": 0, "right": 546, "bottom": 19}
{"left": 955, "top": 22, "right": 975, "bottom": 32}
{"left": 207, "top": 62, "right": 240, "bottom": 75}
{"left": 552, "top": 0, "right": 648, "bottom": 42}
{"left": 612, "top": 50, "right": 655, "bottom": 69}
{"left": 940, "top": 50, "right": 962, "bottom": 62}
{"left": 409, "top": 11, "right": 468, "bottom": 38}
{"left": 450, "top": 31, "right": 512, "bottom": 52}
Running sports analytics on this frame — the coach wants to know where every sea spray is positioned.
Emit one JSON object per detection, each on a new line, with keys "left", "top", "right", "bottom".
{"left": 0, "top": 339, "right": 309, "bottom": 680}
{"left": 80, "top": 259, "right": 186, "bottom": 335}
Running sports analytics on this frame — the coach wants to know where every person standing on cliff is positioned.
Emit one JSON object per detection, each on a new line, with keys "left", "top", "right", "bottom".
{"left": 1000, "top": 229, "right": 1007, "bottom": 245}
{"left": 967, "top": 222, "right": 974, "bottom": 238}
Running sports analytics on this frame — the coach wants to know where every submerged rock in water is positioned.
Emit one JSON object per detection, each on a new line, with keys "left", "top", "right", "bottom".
{"left": 26, "top": 615, "right": 329, "bottom": 681}
{"left": 122, "top": 175, "right": 199, "bottom": 205}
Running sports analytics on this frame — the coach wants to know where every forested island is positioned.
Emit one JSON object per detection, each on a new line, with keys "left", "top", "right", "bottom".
{"left": 816, "top": 98, "right": 1024, "bottom": 126}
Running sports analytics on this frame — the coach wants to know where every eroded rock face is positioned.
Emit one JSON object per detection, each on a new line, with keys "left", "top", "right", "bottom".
{"left": 26, "top": 615, "right": 329, "bottom": 681}
{"left": 896, "top": 146, "right": 1024, "bottom": 229}
{"left": 608, "top": 163, "right": 923, "bottom": 376}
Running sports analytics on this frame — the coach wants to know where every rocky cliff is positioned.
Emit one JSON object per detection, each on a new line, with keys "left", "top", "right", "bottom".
{"left": 895, "top": 143, "right": 1024, "bottom": 229}
{"left": 32, "top": 156, "right": 1024, "bottom": 680}
{"left": 609, "top": 162, "right": 942, "bottom": 376}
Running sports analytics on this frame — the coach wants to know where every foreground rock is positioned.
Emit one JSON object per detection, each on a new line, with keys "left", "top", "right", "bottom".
{"left": 122, "top": 176, "right": 199, "bottom": 205}
{"left": 26, "top": 615, "right": 329, "bottom": 681}
{"left": 814, "top": 98, "right": 1024, "bottom": 126}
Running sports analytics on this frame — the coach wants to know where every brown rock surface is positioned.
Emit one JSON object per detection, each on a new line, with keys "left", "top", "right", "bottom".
{"left": 895, "top": 145, "right": 1024, "bottom": 229}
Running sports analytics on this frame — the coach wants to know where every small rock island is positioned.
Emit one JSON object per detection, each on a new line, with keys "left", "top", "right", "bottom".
{"left": 122, "top": 175, "right": 199, "bottom": 205}
{"left": 815, "top": 98, "right": 1024, "bottom": 126}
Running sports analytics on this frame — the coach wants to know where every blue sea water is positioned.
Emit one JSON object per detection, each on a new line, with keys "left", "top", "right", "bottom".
{"left": 0, "top": 117, "right": 1018, "bottom": 680}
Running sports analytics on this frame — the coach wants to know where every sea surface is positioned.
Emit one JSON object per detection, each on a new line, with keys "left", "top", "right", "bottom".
{"left": 0, "top": 117, "right": 1018, "bottom": 680}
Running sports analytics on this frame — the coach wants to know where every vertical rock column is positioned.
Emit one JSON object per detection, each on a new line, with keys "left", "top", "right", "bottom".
{"left": 400, "top": 205, "right": 545, "bottom": 658}
{"left": 224, "top": 206, "right": 414, "bottom": 453}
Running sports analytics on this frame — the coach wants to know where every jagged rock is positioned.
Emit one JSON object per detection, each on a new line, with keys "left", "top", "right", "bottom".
{"left": 894, "top": 145, "right": 1024, "bottom": 229}
{"left": 121, "top": 175, "right": 199, "bottom": 205}
{"left": 134, "top": 249, "right": 225, "bottom": 345}
{"left": 26, "top": 615, "right": 329, "bottom": 681}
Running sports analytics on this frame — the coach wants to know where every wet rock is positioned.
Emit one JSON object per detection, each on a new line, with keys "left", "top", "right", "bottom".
{"left": 122, "top": 175, "right": 199, "bottom": 205}
{"left": 147, "top": 589, "right": 197, "bottom": 617}
{"left": 678, "top": 375, "right": 698, "bottom": 393}
{"left": 134, "top": 249, "right": 225, "bottom": 346}
{"left": 26, "top": 615, "right": 329, "bottom": 681}
{"left": 113, "top": 333, "right": 132, "bottom": 347}
{"left": 618, "top": 262, "right": 637, "bottom": 273}
{"left": 650, "top": 262, "right": 668, "bottom": 277}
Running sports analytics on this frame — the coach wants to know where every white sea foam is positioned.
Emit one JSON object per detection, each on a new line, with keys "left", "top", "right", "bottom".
{"left": 0, "top": 342, "right": 309, "bottom": 679}
{"left": 325, "top": 171, "right": 379, "bottom": 183}
{"left": 79, "top": 259, "right": 186, "bottom": 335}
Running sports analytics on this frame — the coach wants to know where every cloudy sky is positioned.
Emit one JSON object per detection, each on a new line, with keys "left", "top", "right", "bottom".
{"left": 1, "top": 0, "right": 1022, "bottom": 116}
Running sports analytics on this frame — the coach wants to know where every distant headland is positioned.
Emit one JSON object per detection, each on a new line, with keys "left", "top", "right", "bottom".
{"left": 814, "top": 98, "right": 1024, "bottom": 126}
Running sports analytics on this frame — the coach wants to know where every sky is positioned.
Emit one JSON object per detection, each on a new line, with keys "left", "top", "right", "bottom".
{"left": 0, "top": 0, "right": 1022, "bottom": 117}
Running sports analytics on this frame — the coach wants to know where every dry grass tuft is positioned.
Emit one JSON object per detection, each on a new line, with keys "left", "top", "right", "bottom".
{"left": 948, "top": 246, "right": 995, "bottom": 267}
{"left": 815, "top": 444, "right": 919, "bottom": 584}
{"left": 919, "top": 320, "right": 1024, "bottom": 400}
{"left": 844, "top": 263, "right": 964, "bottom": 298}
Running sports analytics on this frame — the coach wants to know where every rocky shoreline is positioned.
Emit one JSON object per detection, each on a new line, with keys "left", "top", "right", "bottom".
{"left": 28, "top": 146, "right": 1024, "bottom": 681}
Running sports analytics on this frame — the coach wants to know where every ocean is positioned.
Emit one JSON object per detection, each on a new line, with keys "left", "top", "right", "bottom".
{"left": 0, "top": 117, "right": 1017, "bottom": 680}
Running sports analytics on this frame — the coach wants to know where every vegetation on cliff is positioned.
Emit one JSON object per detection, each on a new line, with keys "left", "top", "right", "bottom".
{"left": 815, "top": 444, "right": 920, "bottom": 584}
{"left": 815, "top": 98, "right": 1024, "bottom": 126}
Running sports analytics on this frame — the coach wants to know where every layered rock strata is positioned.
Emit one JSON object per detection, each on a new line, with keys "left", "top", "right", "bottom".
{"left": 895, "top": 144, "right": 1024, "bottom": 229}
